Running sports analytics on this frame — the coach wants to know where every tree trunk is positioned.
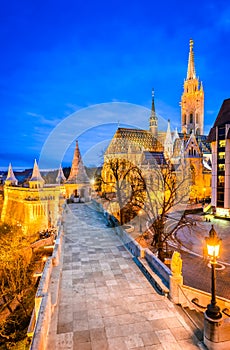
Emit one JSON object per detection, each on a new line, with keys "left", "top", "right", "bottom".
{"left": 16, "top": 296, "right": 28, "bottom": 317}
{"left": 158, "top": 241, "right": 165, "bottom": 262}
{"left": 2, "top": 295, "right": 13, "bottom": 313}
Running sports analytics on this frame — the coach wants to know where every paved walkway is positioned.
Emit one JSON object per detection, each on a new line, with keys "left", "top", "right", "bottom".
{"left": 47, "top": 203, "right": 203, "bottom": 350}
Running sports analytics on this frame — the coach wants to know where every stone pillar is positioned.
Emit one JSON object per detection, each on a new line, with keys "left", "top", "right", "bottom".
{"left": 204, "top": 314, "right": 224, "bottom": 350}
{"left": 169, "top": 251, "right": 183, "bottom": 304}
{"left": 140, "top": 248, "right": 145, "bottom": 258}
{"left": 169, "top": 275, "right": 183, "bottom": 304}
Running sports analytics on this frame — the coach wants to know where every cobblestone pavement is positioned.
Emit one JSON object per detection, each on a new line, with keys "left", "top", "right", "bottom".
{"left": 47, "top": 203, "right": 203, "bottom": 350}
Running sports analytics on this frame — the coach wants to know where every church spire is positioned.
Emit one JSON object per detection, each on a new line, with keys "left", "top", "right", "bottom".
{"left": 5, "top": 163, "right": 18, "bottom": 186}
{"left": 149, "top": 88, "right": 158, "bottom": 137}
{"left": 187, "top": 39, "right": 196, "bottom": 80}
{"left": 164, "top": 119, "right": 173, "bottom": 159}
{"left": 181, "top": 40, "right": 204, "bottom": 136}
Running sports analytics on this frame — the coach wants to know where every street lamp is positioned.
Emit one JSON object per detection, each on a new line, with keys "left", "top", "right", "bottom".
{"left": 138, "top": 209, "right": 143, "bottom": 233}
{"left": 205, "top": 225, "right": 222, "bottom": 320}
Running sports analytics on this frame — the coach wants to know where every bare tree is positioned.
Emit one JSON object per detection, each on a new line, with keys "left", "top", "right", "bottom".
{"left": 101, "top": 145, "right": 194, "bottom": 261}
{"left": 101, "top": 157, "right": 146, "bottom": 225}
{"left": 137, "top": 159, "right": 194, "bottom": 261}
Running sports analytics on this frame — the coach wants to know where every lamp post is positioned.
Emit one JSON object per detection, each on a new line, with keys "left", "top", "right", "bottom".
{"left": 138, "top": 209, "right": 143, "bottom": 233}
{"left": 205, "top": 225, "right": 222, "bottom": 320}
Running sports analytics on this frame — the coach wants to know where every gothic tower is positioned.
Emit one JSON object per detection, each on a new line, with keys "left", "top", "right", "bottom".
{"left": 181, "top": 39, "right": 204, "bottom": 135}
{"left": 149, "top": 89, "right": 158, "bottom": 137}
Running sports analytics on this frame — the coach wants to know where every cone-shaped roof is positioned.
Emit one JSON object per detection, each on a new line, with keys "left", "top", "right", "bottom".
{"left": 165, "top": 119, "right": 173, "bottom": 144}
{"left": 187, "top": 39, "right": 196, "bottom": 80}
{"left": 172, "top": 127, "right": 180, "bottom": 143}
{"left": 56, "top": 164, "right": 66, "bottom": 183}
{"left": 67, "top": 140, "right": 90, "bottom": 184}
{"left": 30, "top": 159, "right": 45, "bottom": 183}
{"left": 5, "top": 163, "right": 18, "bottom": 185}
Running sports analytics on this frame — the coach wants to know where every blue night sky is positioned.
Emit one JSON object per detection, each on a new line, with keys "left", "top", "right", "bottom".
{"left": 1, "top": 0, "right": 230, "bottom": 170}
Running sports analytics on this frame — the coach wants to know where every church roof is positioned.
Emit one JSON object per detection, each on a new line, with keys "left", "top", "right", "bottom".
{"left": 208, "top": 98, "right": 230, "bottom": 142}
{"left": 142, "top": 151, "right": 166, "bottom": 166}
{"left": 106, "top": 127, "right": 163, "bottom": 154}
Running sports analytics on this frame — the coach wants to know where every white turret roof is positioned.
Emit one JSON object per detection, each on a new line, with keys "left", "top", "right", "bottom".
{"left": 56, "top": 165, "right": 66, "bottom": 183}
{"left": 30, "top": 159, "right": 45, "bottom": 183}
{"left": 5, "top": 163, "right": 18, "bottom": 185}
{"left": 172, "top": 127, "right": 180, "bottom": 143}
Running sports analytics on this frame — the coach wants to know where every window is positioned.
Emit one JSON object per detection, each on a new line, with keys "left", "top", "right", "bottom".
{"left": 218, "top": 164, "right": 225, "bottom": 171}
{"left": 190, "top": 114, "right": 193, "bottom": 123}
{"left": 218, "top": 126, "right": 225, "bottom": 139}
{"left": 218, "top": 140, "right": 226, "bottom": 148}
{"left": 218, "top": 175, "right": 224, "bottom": 187}
{"left": 190, "top": 165, "right": 195, "bottom": 185}
{"left": 218, "top": 152, "right": 225, "bottom": 160}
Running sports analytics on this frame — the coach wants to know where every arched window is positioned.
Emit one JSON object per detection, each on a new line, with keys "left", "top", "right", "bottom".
{"left": 190, "top": 114, "right": 193, "bottom": 123}
{"left": 183, "top": 114, "right": 186, "bottom": 124}
{"left": 190, "top": 165, "right": 195, "bottom": 185}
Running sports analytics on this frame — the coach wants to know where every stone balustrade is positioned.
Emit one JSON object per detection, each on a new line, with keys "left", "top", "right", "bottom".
{"left": 28, "top": 221, "right": 64, "bottom": 350}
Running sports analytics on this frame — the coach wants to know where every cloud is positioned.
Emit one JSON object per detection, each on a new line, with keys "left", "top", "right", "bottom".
{"left": 26, "top": 111, "right": 61, "bottom": 127}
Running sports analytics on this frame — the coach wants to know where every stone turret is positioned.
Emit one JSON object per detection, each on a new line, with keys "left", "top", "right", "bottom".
{"left": 29, "top": 159, "right": 45, "bottom": 189}
{"left": 56, "top": 165, "right": 66, "bottom": 184}
{"left": 65, "top": 140, "right": 91, "bottom": 201}
{"left": 66, "top": 140, "right": 89, "bottom": 184}
{"left": 5, "top": 163, "right": 18, "bottom": 186}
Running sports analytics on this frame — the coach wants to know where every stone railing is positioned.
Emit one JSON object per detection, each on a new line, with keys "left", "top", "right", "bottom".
{"left": 27, "top": 221, "right": 64, "bottom": 350}
{"left": 31, "top": 236, "right": 54, "bottom": 251}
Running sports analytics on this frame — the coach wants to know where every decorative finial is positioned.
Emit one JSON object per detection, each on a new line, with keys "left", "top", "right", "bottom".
{"left": 190, "top": 39, "right": 194, "bottom": 48}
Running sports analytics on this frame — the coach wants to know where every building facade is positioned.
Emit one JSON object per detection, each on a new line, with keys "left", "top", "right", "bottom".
{"left": 1, "top": 141, "right": 92, "bottom": 232}
{"left": 208, "top": 99, "right": 230, "bottom": 217}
